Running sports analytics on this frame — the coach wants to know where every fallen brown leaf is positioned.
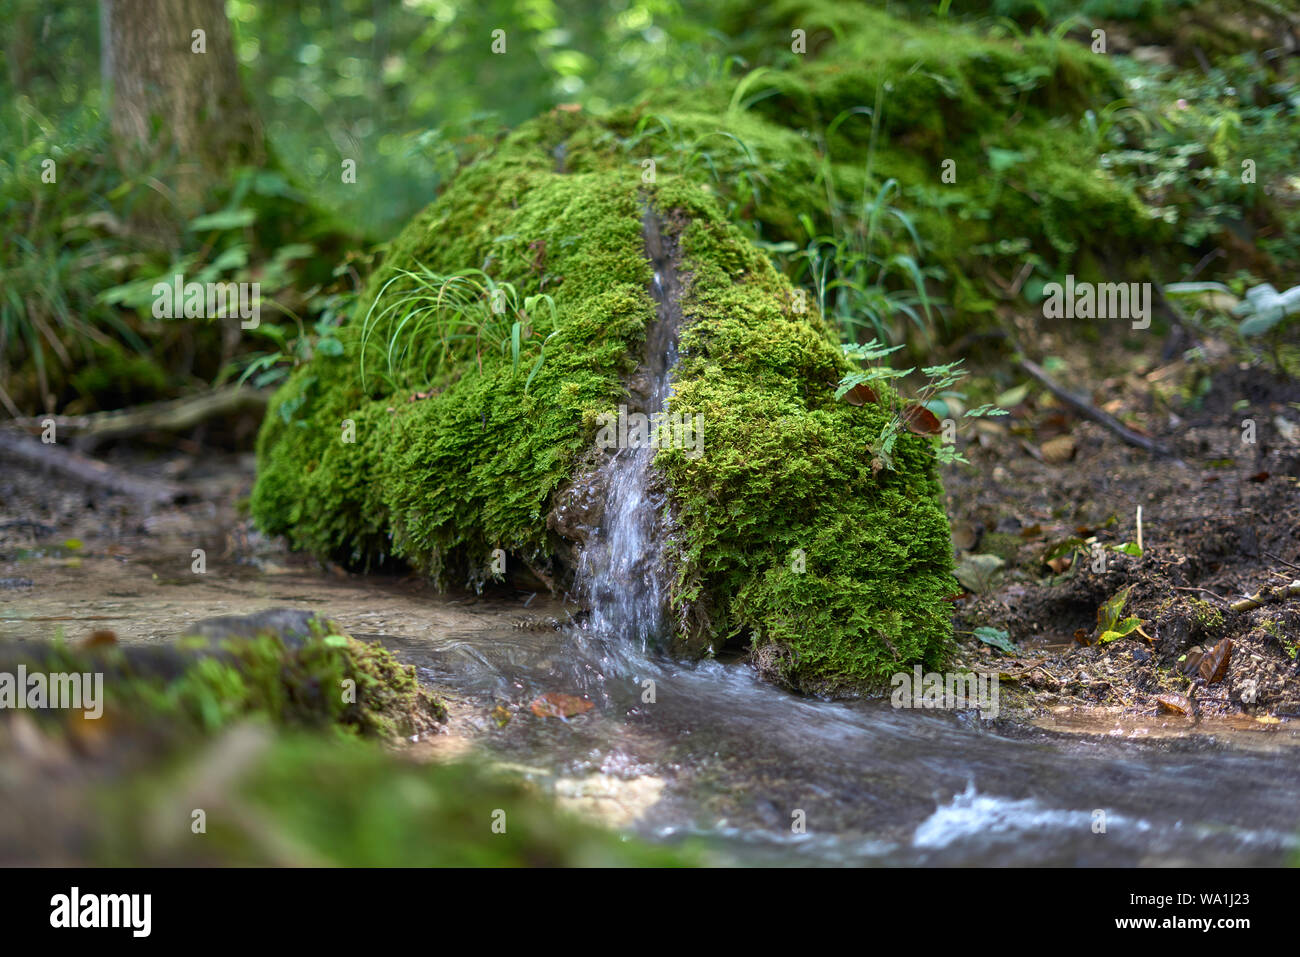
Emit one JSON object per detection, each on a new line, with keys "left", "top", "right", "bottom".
{"left": 81, "top": 629, "right": 118, "bottom": 649}
{"left": 901, "top": 404, "right": 942, "bottom": 435}
{"left": 842, "top": 383, "right": 878, "bottom": 407}
{"left": 530, "top": 692, "right": 594, "bottom": 719}
{"left": 1156, "top": 693, "right": 1193, "bottom": 716}
{"left": 1199, "top": 638, "right": 1232, "bottom": 685}
{"left": 1040, "top": 434, "right": 1076, "bottom": 464}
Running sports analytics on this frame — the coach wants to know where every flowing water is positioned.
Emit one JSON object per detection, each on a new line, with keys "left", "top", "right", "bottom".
{"left": 6, "top": 490, "right": 1300, "bottom": 865}
{"left": 574, "top": 210, "right": 681, "bottom": 653}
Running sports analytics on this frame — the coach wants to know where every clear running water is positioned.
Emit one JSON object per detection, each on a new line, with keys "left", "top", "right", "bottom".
{"left": 573, "top": 212, "right": 682, "bottom": 652}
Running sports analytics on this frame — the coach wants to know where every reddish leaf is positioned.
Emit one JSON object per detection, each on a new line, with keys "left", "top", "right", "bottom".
{"left": 842, "top": 383, "right": 878, "bottom": 407}
{"left": 530, "top": 692, "right": 594, "bottom": 719}
{"left": 1047, "top": 555, "right": 1073, "bottom": 575}
{"left": 1199, "top": 638, "right": 1232, "bottom": 685}
{"left": 901, "top": 404, "right": 942, "bottom": 435}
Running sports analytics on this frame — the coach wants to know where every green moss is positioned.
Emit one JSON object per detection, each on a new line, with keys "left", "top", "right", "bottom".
{"left": 94, "top": 732, "right": 696, "bottom": 867}
{"left": 251, "top": 103, "right": 956, "bottom": 694}
{"left": 252, "top": 116, "right": 657, "bottom": 579}
{"left": 682, "top": 1, "right": 1170, "bottom": 332}
{"left": 1188, "top": 598, "right": 1224, "bottom": 635}
{"left": 23, "top": 620, "right": 438, "bottom": 738}
{"left": 651, "top": 179, "right": 953, "bottom": 690}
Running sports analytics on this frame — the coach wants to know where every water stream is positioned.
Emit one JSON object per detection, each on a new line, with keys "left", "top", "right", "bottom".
{"left": 7, "top": 511, "right": 1300, "bottom": 865}
{"left": 573, "top": 209, "right": 681, "bottom": 653}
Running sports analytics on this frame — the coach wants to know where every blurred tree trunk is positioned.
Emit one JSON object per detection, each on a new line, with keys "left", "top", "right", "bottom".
{"left": 100, "top": 0, "right": 265, "bottom": 207}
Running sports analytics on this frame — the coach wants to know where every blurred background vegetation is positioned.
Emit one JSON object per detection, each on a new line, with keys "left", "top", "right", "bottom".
{"left": 2, "top": 0, "right": 1297, "bottom": 420}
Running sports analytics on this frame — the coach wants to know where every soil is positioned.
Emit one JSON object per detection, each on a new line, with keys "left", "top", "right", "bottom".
{"left": 942, "top": 326, "right": 1300, "bottom": 722}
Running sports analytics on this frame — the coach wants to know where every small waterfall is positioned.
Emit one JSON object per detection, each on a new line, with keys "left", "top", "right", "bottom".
{"left": 574, "top": 210, "right": 682, "bottom": 651}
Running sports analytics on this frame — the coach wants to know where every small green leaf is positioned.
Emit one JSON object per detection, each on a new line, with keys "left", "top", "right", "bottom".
{"left": 996, "top": 382, "right": 1031, "bottom": 407}
{"left": 973, "top": 626, "right": 1018, "bottom": 654}
{"left": 189, "top": 208, "right": 256, "bottom": 231}
{"left": 1096, "top": 585, "right": 1140, "bottom": 643}
{"left": 1099, "top": 617, "right": 1142, "bottom": 643}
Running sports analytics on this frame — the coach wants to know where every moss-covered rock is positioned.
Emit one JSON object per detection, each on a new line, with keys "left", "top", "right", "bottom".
{"left": 92, "top": 729, "right": 695, "bottom": 867}
{"left": 250, "top": 15, "right": 1181, "bottom": 694}
{"left": 251, "top": 100, "right": 956, "bottom": 693}
{"left": 6, "top": 610, "right": 441, "bottom": 738}
{"left": 257, "top": 2, "right": 1194, "bottom": 690}
{"left": 258, "top": 0, "right": 1185, "bottom": 691}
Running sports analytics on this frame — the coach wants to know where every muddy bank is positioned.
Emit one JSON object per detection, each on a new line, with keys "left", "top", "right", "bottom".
{"left": 944, "top": 340, "right": 1300, "bottom": 722}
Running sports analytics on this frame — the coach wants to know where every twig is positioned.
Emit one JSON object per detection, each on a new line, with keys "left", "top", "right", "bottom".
{"left": 1230, "top": 579, "right": 1300, "bottom": 614}
{"left": 1264, "top": 551, "right": 1300, "bottom": 573}
{"left": 3, "top": 387, "right": 267, "bottom": 450}
{"left": 1016, "top": 357, "right": 1170, "bottom": 455}
{"left": 1171, "top": 585, "right": 1231, "bottom": 605}
{"left": 0, "top": 432, "right": 187, "bottom": 504}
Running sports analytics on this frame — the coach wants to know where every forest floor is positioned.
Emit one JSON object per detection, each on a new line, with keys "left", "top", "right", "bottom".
{"left": 944, "top": 320, "right": 1300, "bottom": 725}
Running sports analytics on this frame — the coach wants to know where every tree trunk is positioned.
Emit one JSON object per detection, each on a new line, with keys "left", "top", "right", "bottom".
{"left": 100, "top": 0, "right": 265, "bottom": 205}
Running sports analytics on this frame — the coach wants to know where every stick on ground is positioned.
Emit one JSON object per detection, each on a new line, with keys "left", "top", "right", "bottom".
{"left": 1017, "top": 357, "right": 1170, "bottom": 455}
{"left": 5, "top": 387, "right": 267, "bottom": 450}
{"left": 0, "top": 432, "right": 187, "bottom": 504}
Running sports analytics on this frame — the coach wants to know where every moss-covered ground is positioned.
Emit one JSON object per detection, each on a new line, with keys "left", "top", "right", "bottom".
{"left": 1, "top": 618, "right": 692, "bottom": 866}
{"left": 4, "top": 612, "right": 440, "bottom": 738}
